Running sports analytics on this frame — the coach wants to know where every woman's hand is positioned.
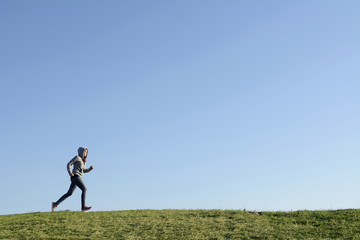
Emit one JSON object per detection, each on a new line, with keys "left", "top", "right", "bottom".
{"left": 90, "top": 165, "right": 94, "bottom": 170}
{"left": 70, "top": 173, "right": 74, "bottom": 177}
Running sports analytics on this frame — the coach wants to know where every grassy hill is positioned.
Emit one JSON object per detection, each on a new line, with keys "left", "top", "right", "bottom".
{"left": 1, "top": 209, "right": 360, "bottom": 239}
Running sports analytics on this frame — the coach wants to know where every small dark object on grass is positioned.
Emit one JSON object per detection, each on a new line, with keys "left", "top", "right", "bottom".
{"left": 248, "top": 211, "right": 262, "bottom": 216}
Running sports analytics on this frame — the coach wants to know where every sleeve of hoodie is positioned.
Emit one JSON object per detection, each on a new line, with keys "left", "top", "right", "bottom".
{"left": 83, "top": 166, "right": 93, "bottom": 173}
{"left": 67, "top": 157, "right": 77, "bottom": 175}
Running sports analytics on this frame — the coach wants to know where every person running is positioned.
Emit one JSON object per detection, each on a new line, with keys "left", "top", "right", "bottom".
{"left": 52, "top": 147, "right": 94, "bottom": 212}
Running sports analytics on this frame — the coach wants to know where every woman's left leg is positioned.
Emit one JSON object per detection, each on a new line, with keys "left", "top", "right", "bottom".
{"left": 72, "top": 176, "right": 87, "bottom": 209}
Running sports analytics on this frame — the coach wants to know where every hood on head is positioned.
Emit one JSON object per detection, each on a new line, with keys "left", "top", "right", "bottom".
{"left": 78, "top": 147, "right": 87, "bottom": 159}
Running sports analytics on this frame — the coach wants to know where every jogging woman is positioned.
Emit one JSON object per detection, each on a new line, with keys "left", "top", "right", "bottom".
{"left": 52, "top": 147, "right": 94, "bottom": 212}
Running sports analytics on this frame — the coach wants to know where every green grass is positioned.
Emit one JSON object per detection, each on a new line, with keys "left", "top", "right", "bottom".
{"left": 1, "top": 209, "right": 360, "bottom": 239}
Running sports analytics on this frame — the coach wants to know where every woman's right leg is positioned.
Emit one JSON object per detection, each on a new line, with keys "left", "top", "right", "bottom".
{"left": 55, "top": 181, "right": 77, "bottom": 206}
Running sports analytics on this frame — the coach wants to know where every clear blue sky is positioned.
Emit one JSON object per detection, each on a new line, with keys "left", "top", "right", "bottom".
{"left": 1, "top": 0, "right": 359, "bottom": 215}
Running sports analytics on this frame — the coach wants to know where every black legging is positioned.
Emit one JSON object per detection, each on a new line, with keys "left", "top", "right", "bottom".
{"left": 55, "top": 176, "right": 87, "bottom": 208}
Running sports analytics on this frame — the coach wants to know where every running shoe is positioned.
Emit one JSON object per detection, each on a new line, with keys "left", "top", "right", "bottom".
{"left": 82, "top": 206, "right": 92, "bottom": 212}
{"left": 51, "top": 202, "right": 57, "bottom": 212}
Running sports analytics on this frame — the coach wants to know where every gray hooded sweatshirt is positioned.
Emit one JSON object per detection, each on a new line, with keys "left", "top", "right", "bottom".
{"left": 67, "top": 147, "right": 92, "bottom": 177}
